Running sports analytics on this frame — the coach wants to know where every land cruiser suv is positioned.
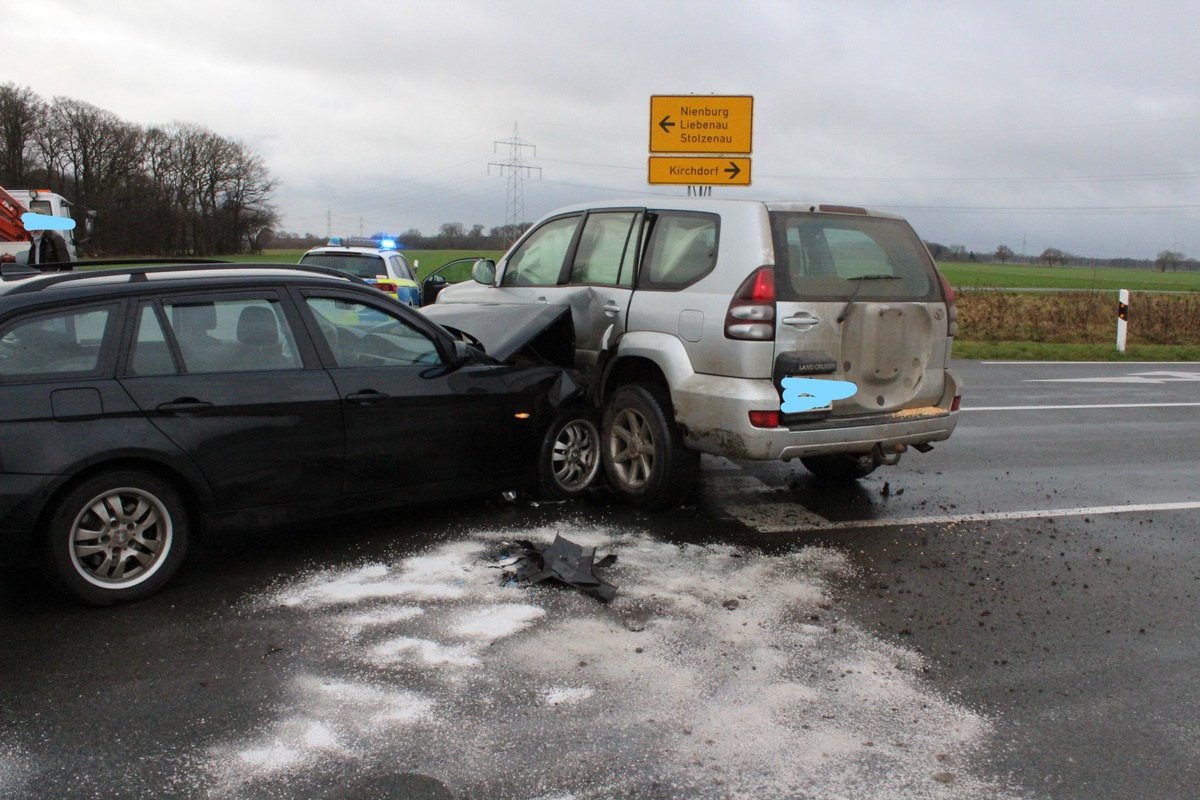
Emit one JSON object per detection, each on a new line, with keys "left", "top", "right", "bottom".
{"left": 434, "top": 198, "right": 962, "bottom": 510}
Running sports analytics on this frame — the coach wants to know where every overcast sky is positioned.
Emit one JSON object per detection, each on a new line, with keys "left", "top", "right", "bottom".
{"left": 10, "top": 0, "right": 1200, "bottom": 259}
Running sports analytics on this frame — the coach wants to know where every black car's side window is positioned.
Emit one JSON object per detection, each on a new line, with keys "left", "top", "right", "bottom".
{"left": 305, "top": 297, "right": 442, "bottom": 367}
{"left": 0, "top": 305, "right": 115, "bottom": 379}
{"left": 162, "top": 297, "right": 302, "bottom": 374}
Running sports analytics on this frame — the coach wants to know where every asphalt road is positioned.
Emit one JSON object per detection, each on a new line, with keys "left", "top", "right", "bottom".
{"left": 1, "top": 360, "right": 1196, "bottom": 799}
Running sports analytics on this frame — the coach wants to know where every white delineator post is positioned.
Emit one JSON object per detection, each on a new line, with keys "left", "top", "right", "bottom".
{"left": 1117, "top": 289, "right": 1129, "bottom": 353}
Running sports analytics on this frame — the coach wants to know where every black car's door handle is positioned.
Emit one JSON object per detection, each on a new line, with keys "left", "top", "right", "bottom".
{"left": 346, "top": 390, "right": 389, "bottom": 405}
{"left": 157, "top": 398, "right": 214, "bottom": 416}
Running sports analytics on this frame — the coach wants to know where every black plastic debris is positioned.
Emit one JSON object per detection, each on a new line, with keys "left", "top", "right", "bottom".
{"left": 497, "top": 534, "right": 618, "bottom": 602}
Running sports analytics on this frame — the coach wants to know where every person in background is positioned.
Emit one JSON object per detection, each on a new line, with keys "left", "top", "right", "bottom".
{"left": 29, "top": 228, "right": 72, "bottom": 270}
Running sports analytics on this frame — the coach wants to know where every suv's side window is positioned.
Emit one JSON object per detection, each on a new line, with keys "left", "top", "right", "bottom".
{"left": 569, "top": 211, "right": 641, "bottom": 287}
{"left": 0, "top": 305, "right": 115, "bottom": 378}
{"left": 500, "top": 215, "right": 580, "bottom": 286}
{"left": 639, "top": 211, "right": 719, "bottom": 290}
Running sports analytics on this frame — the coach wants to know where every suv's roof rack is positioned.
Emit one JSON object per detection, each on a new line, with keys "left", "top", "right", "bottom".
{"left": 3, "top": 261, "right": 369, "bottom": 295}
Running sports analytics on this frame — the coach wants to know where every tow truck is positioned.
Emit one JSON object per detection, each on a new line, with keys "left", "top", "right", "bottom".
{"left": 0, "top": 186, "right": 95, "bottom": 265}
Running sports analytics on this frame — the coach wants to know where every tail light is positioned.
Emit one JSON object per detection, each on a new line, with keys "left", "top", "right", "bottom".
{"left": 725, "top": 266, "right": 776, "bottom": 340}
{"left": 938, "top": 271, "right": 957, "bottom": 337}
{"left": 749, "top": 410, "right": 780, "bottom": 428}
{"left": 375, "top": 281, "right": 398, "bottom": 294}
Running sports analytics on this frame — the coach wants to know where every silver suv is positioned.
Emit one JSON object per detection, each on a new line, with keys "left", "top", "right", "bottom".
{"left": 434, "top": 198, "right": 962, "bottom": 509}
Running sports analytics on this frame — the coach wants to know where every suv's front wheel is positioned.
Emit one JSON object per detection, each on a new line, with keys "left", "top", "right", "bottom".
{"left": 601, "top": 384, "right": 698, "bottom": 510}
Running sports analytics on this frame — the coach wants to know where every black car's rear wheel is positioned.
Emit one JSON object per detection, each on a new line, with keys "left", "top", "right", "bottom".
{"left": 42, "top": 470, "right": 190, "bottom": 605}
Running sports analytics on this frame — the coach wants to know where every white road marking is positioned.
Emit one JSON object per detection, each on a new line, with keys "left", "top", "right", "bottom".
{"left": 704, "top": 469, "right": 1200, "bottom": 534}
{"left": 797, "top": 501, "right": 1200, "bottom": 532}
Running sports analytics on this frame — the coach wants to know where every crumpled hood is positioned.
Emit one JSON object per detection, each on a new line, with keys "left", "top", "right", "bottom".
{"left": 420, "top": 303, "right": 575, "bottom": 368}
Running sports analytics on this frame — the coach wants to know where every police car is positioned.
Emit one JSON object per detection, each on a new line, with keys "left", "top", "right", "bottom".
{"left": 299, "top": 238, "right": 422, "bottom": 306}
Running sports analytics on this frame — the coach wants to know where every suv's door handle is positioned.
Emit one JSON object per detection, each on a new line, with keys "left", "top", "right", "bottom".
{"left": 782, "top": 312, "right": 821, "bottom": 329}
{"left": 346, "top": 389, "right": 388, "bottom": 405}
{"left": 157, "top": 398, "right": 213, "bottom": 416}
{"left": 603, "top": 300, "right": 622, "bottom": 316}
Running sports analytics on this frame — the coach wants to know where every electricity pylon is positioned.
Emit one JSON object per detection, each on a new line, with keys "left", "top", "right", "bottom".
{"left": 489, "top": 123, "right": 541, "bottom": 246}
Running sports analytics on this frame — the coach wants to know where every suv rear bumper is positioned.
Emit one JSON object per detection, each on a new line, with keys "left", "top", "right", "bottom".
{"left": 672, "top": 369, "right": 962, "bottom": 461}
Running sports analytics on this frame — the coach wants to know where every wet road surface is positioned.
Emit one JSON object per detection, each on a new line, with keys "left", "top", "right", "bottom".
{"left": 1, "top": 360, "right": 1196, "bottom": 799}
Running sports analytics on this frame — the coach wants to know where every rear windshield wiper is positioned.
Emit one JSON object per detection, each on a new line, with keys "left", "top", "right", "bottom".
{"left": 836, "top": 274, "right": 900, "bottom": 323}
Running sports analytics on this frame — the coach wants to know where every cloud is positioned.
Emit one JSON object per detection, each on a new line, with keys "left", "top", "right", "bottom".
{"left": 9, "top": 0, "right": 1199, "bottom": 256}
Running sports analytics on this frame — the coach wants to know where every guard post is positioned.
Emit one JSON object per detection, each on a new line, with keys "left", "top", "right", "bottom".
{"left": 1117, "top": 289, "right": 1129, "bottom": 353}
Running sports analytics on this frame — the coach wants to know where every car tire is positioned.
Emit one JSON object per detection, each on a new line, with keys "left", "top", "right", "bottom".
{"left": 537, "top": 404, "right": 602, "bottom": 499}
{"left": 601, "top": 384, "right": 699, "bottom": 511}
{"left": 800, "top": 453, "right": 878, "bottom": 481}
{"left": 42, "top": 470, "right": 190, "bottom": 605}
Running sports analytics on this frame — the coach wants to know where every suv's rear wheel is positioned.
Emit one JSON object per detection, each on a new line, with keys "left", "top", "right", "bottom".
{"left": 42, "top": 471, "right": 190, "bottom": 605}
{"left": 602, "top": 384, "right": 698, "bottom": 510}
{"left": 800, "top": 453, "right": 878, "bottom": 481}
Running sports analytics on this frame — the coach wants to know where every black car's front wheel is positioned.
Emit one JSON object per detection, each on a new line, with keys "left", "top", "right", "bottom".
{"left": 42, "top": 470, "right": 190, "bottom": 605}
{"left": 538, "top": 405, "right": 602, "bottom": 499}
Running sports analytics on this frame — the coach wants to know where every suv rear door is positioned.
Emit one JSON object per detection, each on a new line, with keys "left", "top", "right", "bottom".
{"left": 768, "top": 208, "right": 949, "bottom": 420}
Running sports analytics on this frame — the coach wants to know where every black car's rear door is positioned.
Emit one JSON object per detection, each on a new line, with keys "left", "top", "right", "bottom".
{"left": 117, "top": 292, "right": 345, "bottom": 511}
{"left": 298, "top": 292, "right": 527, "bottom": 496}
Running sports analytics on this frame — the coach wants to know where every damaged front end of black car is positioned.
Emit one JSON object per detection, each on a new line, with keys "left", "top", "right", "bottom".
{"left": 424, "top": 304, "right": 602, "bottom": 499}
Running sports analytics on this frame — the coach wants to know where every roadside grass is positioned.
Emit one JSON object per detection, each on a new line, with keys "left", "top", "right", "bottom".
{"left": 956, "top": 290, "right": 1200, "bottom": 361}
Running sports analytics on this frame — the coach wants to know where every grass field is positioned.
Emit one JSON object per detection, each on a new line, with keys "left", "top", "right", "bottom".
{"left": 937, "top": 261, "right": 1200, "bottom": 292}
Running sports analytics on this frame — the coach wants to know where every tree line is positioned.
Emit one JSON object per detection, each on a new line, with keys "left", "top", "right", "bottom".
{"left": 0, "top": 82, "right": 277, "bottom": 256}
{"left": 927, "top": 241, "right": 1197, "bottom": 272}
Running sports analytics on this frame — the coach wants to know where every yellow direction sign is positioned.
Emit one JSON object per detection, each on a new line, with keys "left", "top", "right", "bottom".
{"left": 648, "top": 156, "right": 752, "bottom": 186}
{"left": 650, "top": 95, "right": 753, "bottom": 154}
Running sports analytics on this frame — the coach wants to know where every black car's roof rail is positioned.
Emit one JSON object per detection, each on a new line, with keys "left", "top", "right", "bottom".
{"left": 3, "top": 261, "right": 369, "bottom": 295}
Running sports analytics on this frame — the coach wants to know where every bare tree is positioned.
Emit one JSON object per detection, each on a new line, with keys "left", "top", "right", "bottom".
{"left": 1041, "top": 247, "right": 1065, "bottom": 266}
{"left": 995, "top": 244, "right": 1014, "bottom": 264}
{"left": 0, "top": 82, "right": 45, "bottom": 185}
{"left": 1155, "top": 250, "right": 1184, "bottom": 272}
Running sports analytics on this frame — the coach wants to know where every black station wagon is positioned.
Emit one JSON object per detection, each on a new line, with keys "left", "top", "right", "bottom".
{"left": 0, "top": 263, "right": 598, "bottom": 605}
